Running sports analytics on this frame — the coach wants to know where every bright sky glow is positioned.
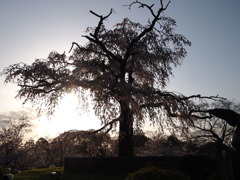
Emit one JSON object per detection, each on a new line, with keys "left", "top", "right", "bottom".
{"left": 0, "top": 0, "right": 240, "bottom": 139}
{"left": 30, "top": 93, "right": 101, "bottom": 139}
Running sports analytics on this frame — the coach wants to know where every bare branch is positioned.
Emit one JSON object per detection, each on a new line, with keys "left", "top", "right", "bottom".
{"left": 125, "top": 1, "right": 156, "bottom": 17}
{"left": 90, "top": 8, "right": 114, "bottom": 37}
{"left": 161, "top": 0, "right": 171, "bottom": 10}
{"left": 125, "top": 0, "right": 170, "bottom": 17}
{"left": 123, "top": 0, "right": 171, "bottom": 61}
{"left": 156, "top": 92, "right": 226, "bottom": 102}
{"left": 82, "top": 9, "right": 122, "bottom": 65}
{"left": 90, "top": 8, "right": 114, "bottom": 19}
{"left": 68, "top": 42, "right": 82, "bottom": 53}
{"left": 140, "top": 91, "right": 226, "bottom": 120}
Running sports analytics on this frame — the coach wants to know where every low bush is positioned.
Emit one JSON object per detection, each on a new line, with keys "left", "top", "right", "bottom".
{"left": 0, "top": 166, "right": 9, "bottom": 178}
{"left": 207, "top": 172, "right": 220, "bottom": 180}
{"left": 125, "top": 166, "right": 190, "bottom": 180}
{"left": 177, "top": 155, "right": 217, "bottom": 179}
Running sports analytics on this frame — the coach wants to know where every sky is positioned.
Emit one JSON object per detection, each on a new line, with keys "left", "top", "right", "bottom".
{"left": 0, "top": 0, "right": 240, "bottom": 139}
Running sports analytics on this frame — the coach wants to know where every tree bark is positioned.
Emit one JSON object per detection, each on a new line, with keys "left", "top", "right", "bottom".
{"left": 118, "top": 100, "right": 134, "bottom": 156}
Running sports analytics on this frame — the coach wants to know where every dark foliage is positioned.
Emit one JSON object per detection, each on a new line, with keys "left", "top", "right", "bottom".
{"left": 126, "top": 166, "right": 190, "bottom": 180}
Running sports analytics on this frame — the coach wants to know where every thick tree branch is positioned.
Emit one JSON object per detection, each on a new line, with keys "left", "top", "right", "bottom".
{"left": 140, "top": 91, "right": 227, "bottom": 121}
{"left": 69, "top": 41, "right": 117, "bottom": 73}
{"left": 124, "top": 0, "right": 170, "bottom": 61}
{"left": 68, "top": 42, "right": 82, "bottom": 53}
{"left": 82, "top": 9, "right": 121, "bottom": 65}
{"left": 190, "top": 110, "right": 213, "bottom": 119}
{"left": 94, "top": 118, "right": 119, "bottom": 134}
{"left": 194, "top": 129, "right": 223, "bottom": 144}
{"left": 90, "top": 8, "right": 114, "bottom": 37}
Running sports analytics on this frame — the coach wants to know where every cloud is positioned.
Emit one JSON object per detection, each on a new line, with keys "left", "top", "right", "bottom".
{"left": 0, "top": 108, "right": 39, "bottom": 119}
{"left": 0, "top": 108, "right": 40, "bottom": 129}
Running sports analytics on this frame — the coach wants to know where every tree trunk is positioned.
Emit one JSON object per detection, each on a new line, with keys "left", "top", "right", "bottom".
{"left": 118, "top": 100, "right": 134, "bottom": 157}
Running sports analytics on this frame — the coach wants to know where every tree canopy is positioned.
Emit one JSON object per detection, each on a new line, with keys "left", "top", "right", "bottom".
{"left": 1, "top": 0, "right": 223, "bottom": 156}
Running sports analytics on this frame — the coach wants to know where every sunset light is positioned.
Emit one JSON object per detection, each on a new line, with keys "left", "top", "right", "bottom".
{"left": 33, "top": 93, "right": 101, "bottom": 138}
{"left": 1, "top": 1, "right": 240, "bottom": 178}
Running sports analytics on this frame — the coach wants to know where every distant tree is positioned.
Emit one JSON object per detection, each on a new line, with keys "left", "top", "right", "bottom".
{"left": 51, "top": 130, "right": 116, "bottom": 162}
{"left": 1, "top": 0, "right": 223, "bottom": 156}
{"left": 0, "top": 115, "right": 31, "bottom": 170}
{"left": 35, "top": 137, "right": 51, "bottom": 168}
{"left": 136, "top": 132, "right": 187, "bottom": 156}
{"left": 134, "top": 131, "right": 165, "bottom": 156}
{"left": 132, "top": 130, "right": 149, "bottom": 156}
{"left": 133, "top": 133, "right": 149, "bottom": 148}
{"left": 166, "top": 134, "right": 181, "bottom": 147}
{"left": 21, "top": 139, "right": 37, "bottom": 169}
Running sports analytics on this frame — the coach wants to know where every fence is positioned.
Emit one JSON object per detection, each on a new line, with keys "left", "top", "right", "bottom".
{"left": 64, "top": 155, "right": 217, "bottom": 179}
{"left": 65, "top": 156, "right": 182, "bottom": 172}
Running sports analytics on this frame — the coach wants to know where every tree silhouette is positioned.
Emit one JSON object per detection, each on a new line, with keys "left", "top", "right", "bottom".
{"left": 191, "top": 101, "right": 238, "bottom": 150}
{"left": 0, "top": 115, "right": 31, "bottom": 169}
{"left": 1, "top": 0, "right": 223, "bottom": 156}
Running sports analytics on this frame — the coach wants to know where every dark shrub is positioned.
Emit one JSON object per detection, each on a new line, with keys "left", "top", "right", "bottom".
{"left": 0, "top": 166, "right": 9, "bottom": 178}
{"left": 207, "top": 173, "right": 220, "bottom": 180}
{"left": 125, "top": 166, "right": 190, "bottom": 180}
{"left": 177, "top": 155, "right": 217, "bottom": 179}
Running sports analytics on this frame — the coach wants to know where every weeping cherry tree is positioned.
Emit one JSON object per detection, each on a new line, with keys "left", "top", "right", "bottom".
{"left": 1, "top": 0, "right": 222, "bottom": 156}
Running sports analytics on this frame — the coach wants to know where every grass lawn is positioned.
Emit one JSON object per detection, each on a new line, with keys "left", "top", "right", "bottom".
{"left": 14, "top": 167, "right": 63, "bottom": 180}
{"left": 13, "top": 167, "right": 127, "bottom": 180}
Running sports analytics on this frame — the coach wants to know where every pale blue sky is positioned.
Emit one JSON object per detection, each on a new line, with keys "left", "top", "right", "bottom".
{"left": 0, "top": 0, "right": 240, "bottom": 138}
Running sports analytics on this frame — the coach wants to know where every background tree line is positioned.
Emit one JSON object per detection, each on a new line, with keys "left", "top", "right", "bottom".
{"left": 0, "top": 99, "right": 239, "bottom": 172}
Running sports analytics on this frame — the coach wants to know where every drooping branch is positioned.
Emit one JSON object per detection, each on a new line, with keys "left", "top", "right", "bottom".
{"left": 157, "top": 92, "right": 226, "bottom": 118}
{"left": 140, "top": 90, "right": 226, "bottom": 119}
{"left": 94, "top": 118, "right": 120, "bottom": 134}
{"left": 154, "top": 91, "right": 226, "bottom": 103}
{"left": 69, "top": 41, "right": 112, "bottom": 61}
{"left": 189, "top": 108, "right": 240, "bottom": 128}
{"left": 68, "top": 42, "right": 82, "bottom": 53}
{"left": 191, "top": 113, "right": 235, "bottom": 145}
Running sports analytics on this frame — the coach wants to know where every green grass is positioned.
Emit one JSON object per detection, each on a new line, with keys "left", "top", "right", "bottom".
{"left": 14, "top": 167, "right": 63, "bottom": 180}
{"left": 14, "top": 167, "right": 127, "bottom": 180}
